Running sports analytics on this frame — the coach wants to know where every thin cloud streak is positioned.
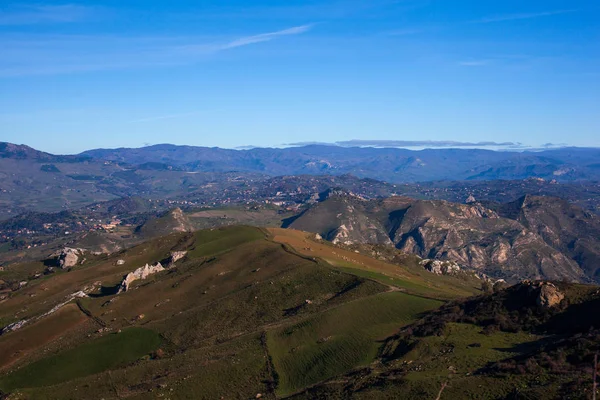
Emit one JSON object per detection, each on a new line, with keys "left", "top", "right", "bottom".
{"left": 458, "top": 60, "right": 491, "bottom": 67}
{"left": 0, "top": 4, "right": 95, "bottom": 25}
{"left": 221, "top": 25, "right": 313, "bottom": 49}
{"left": 474, "top": 9, "right": 577, "bottom": 24}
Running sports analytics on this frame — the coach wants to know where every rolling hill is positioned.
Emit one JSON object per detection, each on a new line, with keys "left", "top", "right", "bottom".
{"left": 0, "top": 226, "right": 481, "bottom": 399}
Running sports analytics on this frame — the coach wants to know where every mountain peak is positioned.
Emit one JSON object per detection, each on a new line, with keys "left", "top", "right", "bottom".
{"left": 0, "top": 142, "right": 51, "bottom": 160}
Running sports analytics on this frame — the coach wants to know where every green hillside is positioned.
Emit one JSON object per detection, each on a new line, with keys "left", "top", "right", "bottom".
{"left": 0, "top": 226, "right": 597, "bottom": 399}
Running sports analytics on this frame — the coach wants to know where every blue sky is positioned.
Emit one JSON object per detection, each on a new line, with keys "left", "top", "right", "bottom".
{"left": 0, "top": 0, "right": 599, "bottom": 154}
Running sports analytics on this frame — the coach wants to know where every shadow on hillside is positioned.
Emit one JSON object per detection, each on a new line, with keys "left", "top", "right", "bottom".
{"left": 89, "top": 283, "right": 121, "bottom": 298}
{"left": 492, "top": 336, "right": 554, "bottom": 355}
{"left": 281, "top": 209, "right": 307, "bottom": 228}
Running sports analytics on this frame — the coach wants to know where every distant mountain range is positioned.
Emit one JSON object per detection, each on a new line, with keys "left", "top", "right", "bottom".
{"left": 81, "top": 143, "right": 600, "bottom": 182}
{"left": 3, "top": 141, "right": 599, "bottom": 184}
{"left": 2, "top": 141, "right": 600, "bottom": 220}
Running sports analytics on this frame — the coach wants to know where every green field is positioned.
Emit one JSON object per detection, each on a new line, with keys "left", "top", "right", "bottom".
{"left": 0, "top": 328, "right": 162, "bottom": 391}
{"left": 267, "top": 291, "right": 442, "bottom": 396}
{"left": 188, "top": 226, "right": 265, "bottom": 258}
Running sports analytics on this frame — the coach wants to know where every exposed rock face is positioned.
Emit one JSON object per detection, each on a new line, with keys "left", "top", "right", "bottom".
{"left": 420, "top": 259, "right": 461, "bottom": 275}
{"left": 288, "top": 194, "right": 393, "bottom": 246}
{"left": 493, "top": 195, "right": 600, "bottom": 279}
{"left": 331, "top": 224, "right": 351, "bottom": 245}
{"left": 52, "top": 248, "right": 85, "bottom": 269}
{"left": 535, "top": 282, "right": 565, "bottom": 308}
{"left": 118, "top": 263, "right": 165, "bottom": 293}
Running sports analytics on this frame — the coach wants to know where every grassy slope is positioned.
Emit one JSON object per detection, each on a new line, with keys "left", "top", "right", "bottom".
{"left": 268, "top": 228, "right": 480, "bottom": 300}
{"left": 188, "top": 225, "right": 265, "bottom": 258}
{"left": 0, "top": 328, "right": 161, "bottom": 391}
{"left": 0, "top": 304, "right": 87, "bottom": 371}
{"left": 389, "top": 323, "right": 540, "bottom": 399}
{"left": 268, "top": 292, "right": 442, "bottom": 396}
{"left": 288, "top": 322, "right": 545, "bottom": 400}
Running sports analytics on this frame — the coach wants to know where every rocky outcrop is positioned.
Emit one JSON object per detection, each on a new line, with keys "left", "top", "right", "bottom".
{"left": 51, "top": 247, "right": 85, "bottom": 269}
{"left": 169, "top": 251, "right": 187, "bottom": 265}
{"left": 1, "top": 320, "right": 27, "bottom": 335}
{"left": 420, "top": 259, "right": 461, "bottom": 275}
{"left": 535, "top": 282, "right": 565, "bottom": 308}
{"left": 118, "top": 263, "right": 165, "bottom": 293}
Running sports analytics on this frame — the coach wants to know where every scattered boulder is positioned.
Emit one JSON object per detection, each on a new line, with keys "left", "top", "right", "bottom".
{"left": 116, "top": 259, "right": 125, "bottom": 265}
{"left": 118, "top": 263, "right": 165, "bottom": 293}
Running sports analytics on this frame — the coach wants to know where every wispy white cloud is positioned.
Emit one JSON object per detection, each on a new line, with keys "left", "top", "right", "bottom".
{"left": 0, "top": 24, "right": 314, "bottom": 77}
{"left": 473, "top": 9, "right": 577, "bottom": 24}
{"left": 0, "top": 4, "right": 95, "bottom": 25}
{"left": 221, "top": 24, "right": 313, "bottom": 49}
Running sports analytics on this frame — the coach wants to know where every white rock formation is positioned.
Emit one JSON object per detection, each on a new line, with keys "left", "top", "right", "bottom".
{"left": 118, "top": 263, "right": 165, "bottom": 293}
{"left": 420, "top": 259, "right": 461, "bottom": 275}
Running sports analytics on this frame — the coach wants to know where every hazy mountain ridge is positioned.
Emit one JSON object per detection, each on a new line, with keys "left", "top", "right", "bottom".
{"left": 3, "top": 141, "right": 600, "bottom": 222}
{"left": 81, "top": 144, "right": 600, "bottom": 182}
